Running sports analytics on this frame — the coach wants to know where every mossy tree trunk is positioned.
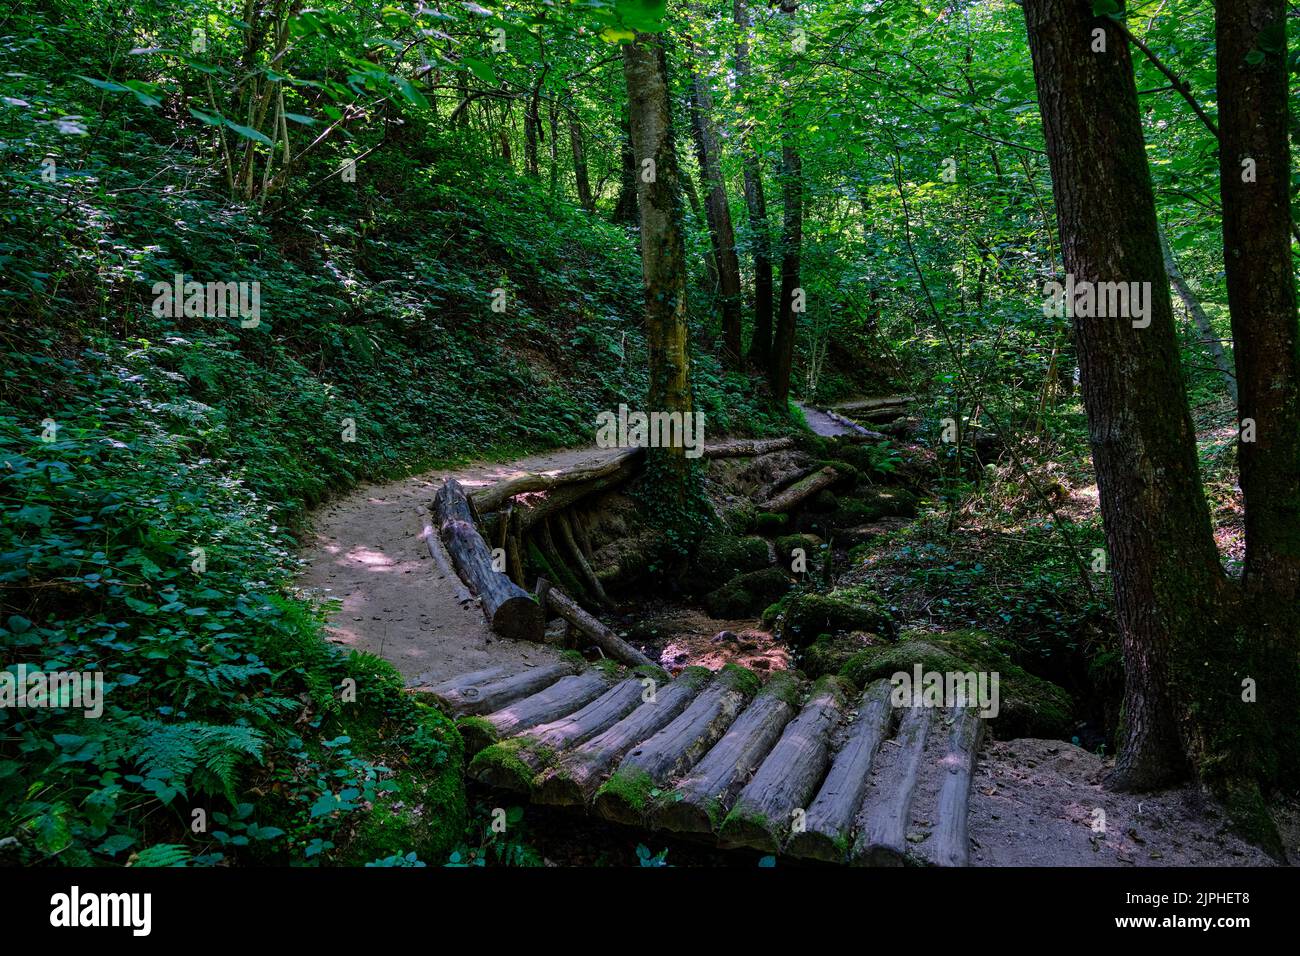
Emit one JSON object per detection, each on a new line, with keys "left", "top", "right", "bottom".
{"left": 622, "top": 31, "right": 697, "bottom": 508}
{"left": 1022, "top": 0, "right": 1233, "bottom": 793}
{"left": 769, "top": 0, "right": 803, "bottom": 407}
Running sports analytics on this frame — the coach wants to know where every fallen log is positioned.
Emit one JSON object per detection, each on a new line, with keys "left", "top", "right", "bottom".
{"left": 787, "top": 680, "right": 894, "bottom": 862}
{"left": 594, "top": 666, "right": 757, "bottom": 826}
{"left": 415, "top": 505, "right": 475, "bottom": 606}
{"left": 459, "top": 669, "right": 613, "bottom": 754}
{"left": 852, "top": 704, "right": 932, "bottom": 866}
{"left": 821, "top": 408, "right": 887, "bottom": 440}
{"left": 926, "top": 705, "right": 984, "bottom": 868}
{"left": 471, "top": 447, "right": 644, "bottom": 514}
{"left": 534, "top": 670, "right": 709, "bottom": 806}
{"left": 703, "top": 437, "right": 797, "bottom": 458}
{"left": 761, "top": 465, "right": 839, "bottom": 513}
{"left": 833, "top": 395, "right": 914, "bottom": 414}
{"left": 654, "top": 672, "right": 800, "bottom": 835}
{"left": 557, "top": 512, "right": 612, "bottom": 607}
{"left": 537, "top": 578, "right": 656, "bottom": 670}
{"left": 433, "top": 478, "right": 544, "bottom": 642}
{"left": 422, "top": 660, "right": 578, "bottom": 717}
{"left": 467, "top": 677, "right": 648, "bottom": 790}
{"left": 719, "top": 677, "right": 849, "bottom": 853}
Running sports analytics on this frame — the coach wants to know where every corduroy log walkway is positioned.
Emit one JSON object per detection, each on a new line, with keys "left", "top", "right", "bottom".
{"left": 422, "top": 660, "right": 984, "bottom": 866}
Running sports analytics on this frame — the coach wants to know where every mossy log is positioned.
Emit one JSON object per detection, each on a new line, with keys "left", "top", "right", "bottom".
{"left": 538, "top": 578, "right": 657, "bottom": 670}
{"left": 433, "top": 478, "right": 544, "bottom": 642}
{"left": 594, "top": 666, "right": 758, "bottom": 826}
{"left": 654, "top": 672, "right": 800, "bottom": 836}
{"left": 534, "top": 670, "right": 709, "bottom": 806}
{"left": 459, "top": 670, "right": 612, "bottom": 754}
{"left": 719, "top": 677, "right": 849, "bottom": 853}
{"left": 852, "top": 704, "right": 932, "bottom": 866}
{"left": 466, "top": 677, "right": 647, "bottom": 790}
{"left": 925, "top": 705, "right": 984, "bottom": 867}
{"left": 787, "top": 679, "right": 895, "bottom": 863}
{"left": 423, "top": 660, "right": 578, "bottom": 717}
{"left": 761, "top": 466, "right": 840, "bottom": 514}
{"left": 703, "top": 437, "right": 797, "bottom": 458}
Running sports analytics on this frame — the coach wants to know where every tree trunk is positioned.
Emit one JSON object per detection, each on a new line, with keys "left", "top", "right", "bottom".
{"left": 1215, "top": 0, "right": 1300, "bottom": 799}
{"left": 685, "top": 31, "right": 743, "bottom": 369}
{"left": 733, "top": 0, "right": 775, "bottom": 368}
{"left": 1023, "top": 0, "right": 1227, "bottom": 792}
{"left": 770, "top": 133, "right": 803, "bottom": 406}
{"left": 623, "top": 31, "right": 697, "bottom": 507}
{"left": 569, "top": 108, "right": 594, "bottom": 212}
{"left": 613, "top": 115, "right": 639, "bottom": 223}
{"left": 1158, "top": 226, "right": 1237, "bottom": 403}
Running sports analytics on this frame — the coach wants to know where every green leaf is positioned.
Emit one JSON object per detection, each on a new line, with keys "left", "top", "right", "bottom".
{"left": 224, "top": 119, "right": 274, "bottom": 146}
{"left": 461, "top": 57, "right": 497, "bottom": 86}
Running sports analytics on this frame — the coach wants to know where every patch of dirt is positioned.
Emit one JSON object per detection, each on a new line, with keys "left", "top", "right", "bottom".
{"left": 631, "top": 606, "right": 791, "bottom": 675}
{"left": 296, "top": 446, "right": 615, "bottom": 685}
{"left": 970, "top": 738, "right": 1291, "bottom": 866}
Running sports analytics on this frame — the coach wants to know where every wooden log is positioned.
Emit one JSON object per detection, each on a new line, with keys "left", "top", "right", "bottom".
{"left": 852, "top": 703, "right": 932, "bottom": 866}
{"left": 506, "top": 508, "right": 526, "bottom": 586}
{"left": 833, "top": 395, "right": 914, "bottom": 414}
{"left": 471, "top": 447, "right": 644, "bottom": 514}
{"left": 534, "top": 669, "right": 710, "bottom": 806}
{"left": 787, "top": 680, "right": 895, "bottom": 863}
{"left": 538, "top": 578, "right": 657, "bottom": 670}
{"left": 422, "top": 660, "right": 578, "bottom": 717}
{"left": 515, "top": 459, "right": 641, "bottom": 533}
{"left": 761, "top": 465, "right": 839, "bottom": 514}
{"left": 466, "top": 677, "right": 648, "bottom": 791}
{"left": 703, "top": 437, "right": 797, "bottom": 458}
{"left": 719, "top": 677, "right": 849, "bottom": 853}
{"left": 433, "top": 479, "right": 544, "bottom": 642}
{"left": 653, "top": 672, "right": 800, "bottom": 836}
{"left": 926, "top": 705, "right": 984, "bottom": 868}
{"left": 593, "top": 666, "right": 757, "bottom": 826}
{"left": 459, "top": 669, "right": 612, "bottom": 754}
{"left": 415, "top": 506, "right": 474, "bottom": 606}
{"left": 556, "top": 511, "right": 612, "bottom": 607}
{"left": 537, "top": 517, "right": 588, "bottom": 603}
{"left": 820, "top": 408, "right": 887, "bottom": 440}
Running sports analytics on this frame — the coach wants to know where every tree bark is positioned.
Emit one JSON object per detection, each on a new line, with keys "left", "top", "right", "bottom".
{"left": 613, "top": 115, "right": 639, "bottom": 223}
{"left": 569, "top": 107, "right": 595, "bottom": 212}
{"left": 1157, "top": 226, "right": 1237, "bottom": 403}
{"left": 769, "top": 2, "right": 804, "bottom": 406}
{"left": 685, "top": 29, "right": 743, "bottom": 369}
{"left": 623, "top": 31, "right": 697, "bottom": 507}
{"left": 1023, "top": 0, "right": 1228, "bottom": 792}
{"left": 733, "top": 0, "right": 775, "bottom": 367}
{"left": 1215, "top": 0, "right": 1300, "bottom": 799}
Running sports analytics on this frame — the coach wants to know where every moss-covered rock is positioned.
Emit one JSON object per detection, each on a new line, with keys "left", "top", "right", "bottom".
{"left": 690, "top": 533, "right": 773, "bottom": 591}
{"left": 703, "top": 567, "right": 793, "bottom": 618}
{"left": 765, "top": 585, "right": 894, "bottom": 647}
{"left": 750, "top": 511, "right": 789, "bottom": 536}
{"left": 800, "top": 630, "right": 884, "bottom": 679}
{"left": 834, "top": 486, "right": 917, "bottom": 526}
{"left": 837, "top": 629, "right": 1073, "bottom": 739}
{"left": 774, "top": 533, "right": 825, "bottom": 574}
{"left": 817, "top": 459, "right": 862, "bottom": 489}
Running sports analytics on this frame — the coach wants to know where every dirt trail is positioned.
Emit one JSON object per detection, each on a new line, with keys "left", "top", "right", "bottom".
{"left": 796, "top": 401, "right": 858, "bottom": 437}
{"left": 297, "top": 446, "right": 613, "bottom": 685}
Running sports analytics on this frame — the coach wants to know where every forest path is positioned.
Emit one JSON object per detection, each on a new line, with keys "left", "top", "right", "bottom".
{"left": 795, "top": 400, "right": 860, "bottom": 437}
{"left": 297, "top": 446, "right": 613, "bottom": 685}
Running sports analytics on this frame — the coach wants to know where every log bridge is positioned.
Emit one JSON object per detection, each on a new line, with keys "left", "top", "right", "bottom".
{"left": 424, "top": 439, "right": 800, "bottom": 664}
{"left": 423, "top": 661, "right": 985, "bottom": 866}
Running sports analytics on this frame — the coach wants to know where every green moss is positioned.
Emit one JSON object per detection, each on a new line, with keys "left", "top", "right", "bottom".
{"left": 757, "top": 669, "right": 803, "bottom": 706}
{"left": 838, "top": 629, "right": 1073, "bottom": 738}
{"left": 800, "top": 631, "right": 883, "bottom": 679}
{"left": 718, "top": 662, "right": 763, "bottom": 699}
{"left": 817, "top": 459, "right": 862, "bottom": 488}
{"left": 774, "top": 533, "right": 824, "bottom": 573}
{"left": 719, "top": 804, "right": 778, "bottom": 851}
{"left": 341, "top": 703, "right": 468, "bottom": 865}
{"left": 751, "top": 512, "right": 789, "bottom": 536}
{"left": 691, "top": 533, "right": 773, "bottom": 591}
{"left": 468, "top": 736, "right": 557, "bottom": 790}
{"left": 526, "top": 538, "right": 588, "bottom": 602}
{"left": 704, "top": 567, "right": 793, "bottom": 618}
{"left": 771, "top": 585, "right": 894, "bottom": 648}
{"left": 835, "top": 486, "right": 917, "bottom": 526}
{"left": 456, "top": 715, "right": 499, "bottom": 754}
{"left": 595, "top": 766, "right": 656, "bottom": 817}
